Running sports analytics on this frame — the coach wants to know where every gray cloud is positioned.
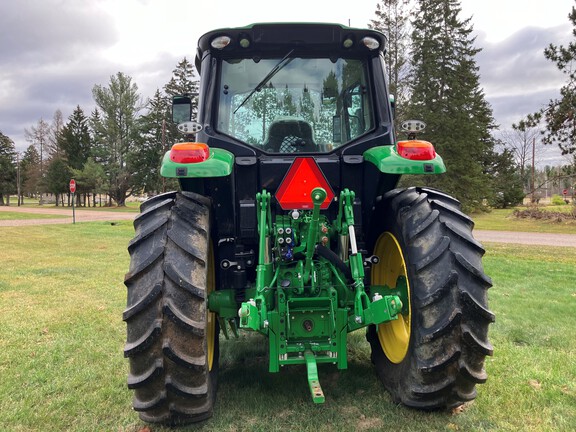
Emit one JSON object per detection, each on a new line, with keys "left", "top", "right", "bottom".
{"left": 476, "top": 24, "right": 571, "bottom": 123}
{"left": 0, "top": 1, "right": 117, "bottom": 66}
{"left": 0, "top": 1, "right": 573, "bottom": 168}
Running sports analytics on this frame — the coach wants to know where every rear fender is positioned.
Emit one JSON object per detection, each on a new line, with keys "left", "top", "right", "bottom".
{"left": 363, "top": 146, "right": 446, "bottom": 175}
{"left": 160, "top": 148, "right": 234, "bottom": 178}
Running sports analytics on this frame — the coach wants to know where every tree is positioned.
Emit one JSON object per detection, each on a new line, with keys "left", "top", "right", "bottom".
{"left": 369, "top": 0, "right": 412, "bottom": 126}
{"left": 92, "top": 72, "right": 142, "bottom": 206}
{"left": 44, "top": 157, "right": 72, "bottom": 206}
{"left": 164, "top": 57, "right": 200, "bottom": 119}
{"left": 20, "top": 145, "right": 41, "bottom": 199}
{"left": 500, "top": 118, "right": 543, "bottom": 188}
{"left": 484, "top": 148, "right": 525, "bottom": 208}
{"left": 0, "top": 131, "right": 17, "bottom": 206}
{"left": 58, "top": 106, "right": 91, "bottom": 170}
{"left": 47, "top": 109, "right": 65, "bottom": 158}
{"left": 131, "top": 89, "right": 171, "bottom": 195}
{"left": 535, "top": 5, "right": 576, "bottom": 156}
{"left": 406, "top": 0, "right": 497, "bottom": 211}
{"left": 24, "top": 118, "right": 51, "bottom": 196}
{"left": 72, "top": 157, "right": 108, "bottom": 207}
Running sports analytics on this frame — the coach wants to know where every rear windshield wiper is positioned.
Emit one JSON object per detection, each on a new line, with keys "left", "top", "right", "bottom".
{"left": 233, "top": 49, "right": 295, "bottom": 114}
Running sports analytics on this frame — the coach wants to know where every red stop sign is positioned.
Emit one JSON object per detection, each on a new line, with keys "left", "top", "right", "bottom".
{"left": 69, "top": 179, "right": 76, "bottom": 193}
{"left": 563, "top": 189, "right": 568, "bottom": 196}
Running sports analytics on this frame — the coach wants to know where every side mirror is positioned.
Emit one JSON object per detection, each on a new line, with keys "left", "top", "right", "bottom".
{"left": 172, "top": 96, "right": 192, "bottom": 124}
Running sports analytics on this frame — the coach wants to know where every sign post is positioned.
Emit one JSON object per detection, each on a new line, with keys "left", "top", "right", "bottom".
{"left": 69, "top": 179, "right": 76, "bottom": 224}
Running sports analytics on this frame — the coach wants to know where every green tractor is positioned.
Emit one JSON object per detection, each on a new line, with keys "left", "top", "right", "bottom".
{"left": 123, "top": 23, "right": 494, "bottom": 425}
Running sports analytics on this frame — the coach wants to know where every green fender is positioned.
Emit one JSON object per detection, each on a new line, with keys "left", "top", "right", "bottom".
{"left": 160, "top": 148, "right": 234, "bottom": 178}
{"left": 363, "top": 145, "right": 446, "bottom": 174}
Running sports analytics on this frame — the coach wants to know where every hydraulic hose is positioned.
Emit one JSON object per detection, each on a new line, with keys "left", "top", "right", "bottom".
{"left": 315, "top": 244, "right": 353, "bottom": 282}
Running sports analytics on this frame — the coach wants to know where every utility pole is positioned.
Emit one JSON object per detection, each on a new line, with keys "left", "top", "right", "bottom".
{"left": 16, "top": 152, "right": 21, "bottom": 206}
{"left": 531, "top": 136, "right": 535, "bottom": 203}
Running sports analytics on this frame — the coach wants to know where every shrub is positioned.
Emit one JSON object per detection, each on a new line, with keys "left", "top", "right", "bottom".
{"left": 551, "top": 194, "right": 566, "bottom": 205}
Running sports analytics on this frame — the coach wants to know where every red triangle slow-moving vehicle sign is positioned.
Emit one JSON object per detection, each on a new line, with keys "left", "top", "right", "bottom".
{"left": 275, "top": 157, "right": 334, "bottom": 210}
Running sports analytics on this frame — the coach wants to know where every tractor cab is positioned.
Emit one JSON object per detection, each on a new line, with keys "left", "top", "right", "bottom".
{"left": 193, "top": 23, "right": 390, "bottom": 157}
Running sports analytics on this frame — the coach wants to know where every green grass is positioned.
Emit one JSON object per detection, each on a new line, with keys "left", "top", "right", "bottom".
{"left": 473, "top": 208, "right": 576, "bottom": 234}
{"left": 0, "top": 212, "right": 67, "bottom": 220}
{"left": 0, "top": 224, "right": 575, "bottom": 431}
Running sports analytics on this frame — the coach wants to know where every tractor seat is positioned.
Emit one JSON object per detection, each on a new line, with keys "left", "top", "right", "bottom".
{"left": 265, "top": 119, "right": 316, "bottom": 153}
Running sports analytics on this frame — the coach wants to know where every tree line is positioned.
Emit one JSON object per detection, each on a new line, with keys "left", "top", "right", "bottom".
{"left": 371, "top": 0, "right": 576, "bottom": 210}
{"left": 2, "top": 0, "right": 576, "bottom": 210}
{"left": 0, "top": 58, "right": 197, "bottom": 207}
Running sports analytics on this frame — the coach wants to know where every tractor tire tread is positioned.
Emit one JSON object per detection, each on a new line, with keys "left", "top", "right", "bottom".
{"left": 367, "top": 187, "right": 493, "bottom": 410}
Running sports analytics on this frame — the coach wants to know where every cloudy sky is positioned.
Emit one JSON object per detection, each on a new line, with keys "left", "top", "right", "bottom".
{"left": 1, "top": 0, "right": 574, "bottom": 165}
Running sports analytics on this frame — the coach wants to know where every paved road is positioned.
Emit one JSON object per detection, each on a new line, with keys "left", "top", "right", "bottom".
{"left": 1, "top": 206, "right": 575, "bottom": 247}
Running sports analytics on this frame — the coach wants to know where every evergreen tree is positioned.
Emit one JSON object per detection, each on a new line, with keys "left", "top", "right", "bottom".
{"left": 20, "top": 145, "right": 41, "bottom": 198}
{"left": 0, "top": 131, "right": 17, "bottom": 206}
{"left": 58, "top": 106, "right": 92, "bottom": 170}
{"left": 72, "top": 157, "right": 108, "bottom": 207}
{"left": 407, "top": 0, "right": 497, "bottom": 211}
{"left": 484, "top": 148, "right": 525, "bottom": 208}
{"left": 534, "top": 4, "right": 576, "bottom": 157}
{"left": 164, "top": 57, "right": 199, "bottom": 119}
{"left": 131, "top": 89, "right": 171, "bottom": 194}
{"left": 369, "top": 0, "right": 412, "bottom": 126}
{"left": 92, "top": 72, "right": 142, "bottom": 206}
{"left": 45, "top": 157, "right": 72, "bottom": 206}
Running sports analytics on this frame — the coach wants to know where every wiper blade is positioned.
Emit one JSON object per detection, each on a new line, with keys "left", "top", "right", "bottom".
{"left": 233, "top": 49, "right": 295, "bottom": 114}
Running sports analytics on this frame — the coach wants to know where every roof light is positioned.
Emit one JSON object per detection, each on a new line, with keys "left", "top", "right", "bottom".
{"left": 239, "top": 37, "right": 251, "bottom": 48}
{"left": 396, "top": 140, "right": 436, "bottom": 161}
{"left": 343, "top": 37, "right": 354, "bottom": 48}
{"left": 170, "top": 142, "right": 210, "bottom": 164}
{"left": 211, "top": 35, "right": 231, "bottom": 49}
{"left": 362, "top": 36, "right": 380, "bottom": 50}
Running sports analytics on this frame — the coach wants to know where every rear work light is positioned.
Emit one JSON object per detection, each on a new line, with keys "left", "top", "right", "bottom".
{"left": 169, "top": 142, "right": 210, "bottom": 164}
{"left": 396, "top": 140, "right": 436, "bottom": 161}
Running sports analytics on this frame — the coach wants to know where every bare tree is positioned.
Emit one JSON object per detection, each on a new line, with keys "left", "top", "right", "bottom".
{"left": 24, "top": 118, "right": 51, "bottom": 203}
{"left": 499, "top": 118, "right": 544, "bottom": 195}
{"left": 47, "top": 109, "right": 65, "bottom": 158}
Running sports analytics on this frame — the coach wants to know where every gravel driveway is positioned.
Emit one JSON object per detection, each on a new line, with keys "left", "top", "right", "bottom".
{"left": 1, "top": 206, "right": 575, "bottom": 247}
{"left": 0, "top": 205, "right": 136, "bottom": 226}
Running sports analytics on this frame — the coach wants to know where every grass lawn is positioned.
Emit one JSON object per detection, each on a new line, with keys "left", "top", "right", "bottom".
{"left": 0, "top": 223, "right": 574, "bottom": 431}
{"left": 472, "top": 207, "right": 576, "bottom": 234}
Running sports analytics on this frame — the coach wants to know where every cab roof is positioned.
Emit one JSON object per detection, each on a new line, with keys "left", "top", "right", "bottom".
{"left": 195, "top": 22, "right": 386, "bottom": 72}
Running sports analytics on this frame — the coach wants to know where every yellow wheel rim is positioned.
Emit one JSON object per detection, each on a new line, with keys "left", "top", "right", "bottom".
{"left": 207, "top": 244, "right": 216, "bottom": 371}
{"left": 372, "top": 232, "right": 411, "bottom": 364}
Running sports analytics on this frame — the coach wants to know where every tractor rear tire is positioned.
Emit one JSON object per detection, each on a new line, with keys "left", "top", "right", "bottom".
{"left": 367, "top": 187, "right": 494, "bottom": 409}
{"left": 123, "top": 191, "right": 219, "bottom": 425}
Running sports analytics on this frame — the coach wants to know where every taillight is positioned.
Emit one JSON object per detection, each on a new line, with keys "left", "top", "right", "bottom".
{"left": 169, "top": 142, "right": 210, "bottom": 164}
{"left": 396, "top": 140, "right": 436, "bottom": 161}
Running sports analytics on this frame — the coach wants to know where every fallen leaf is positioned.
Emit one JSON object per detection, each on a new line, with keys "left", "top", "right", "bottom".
{"left": 528, "top": 379, "right": 542, "bottom": 390}
{"left": 451, "top": 401, "right": 472, "bottom": 415}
